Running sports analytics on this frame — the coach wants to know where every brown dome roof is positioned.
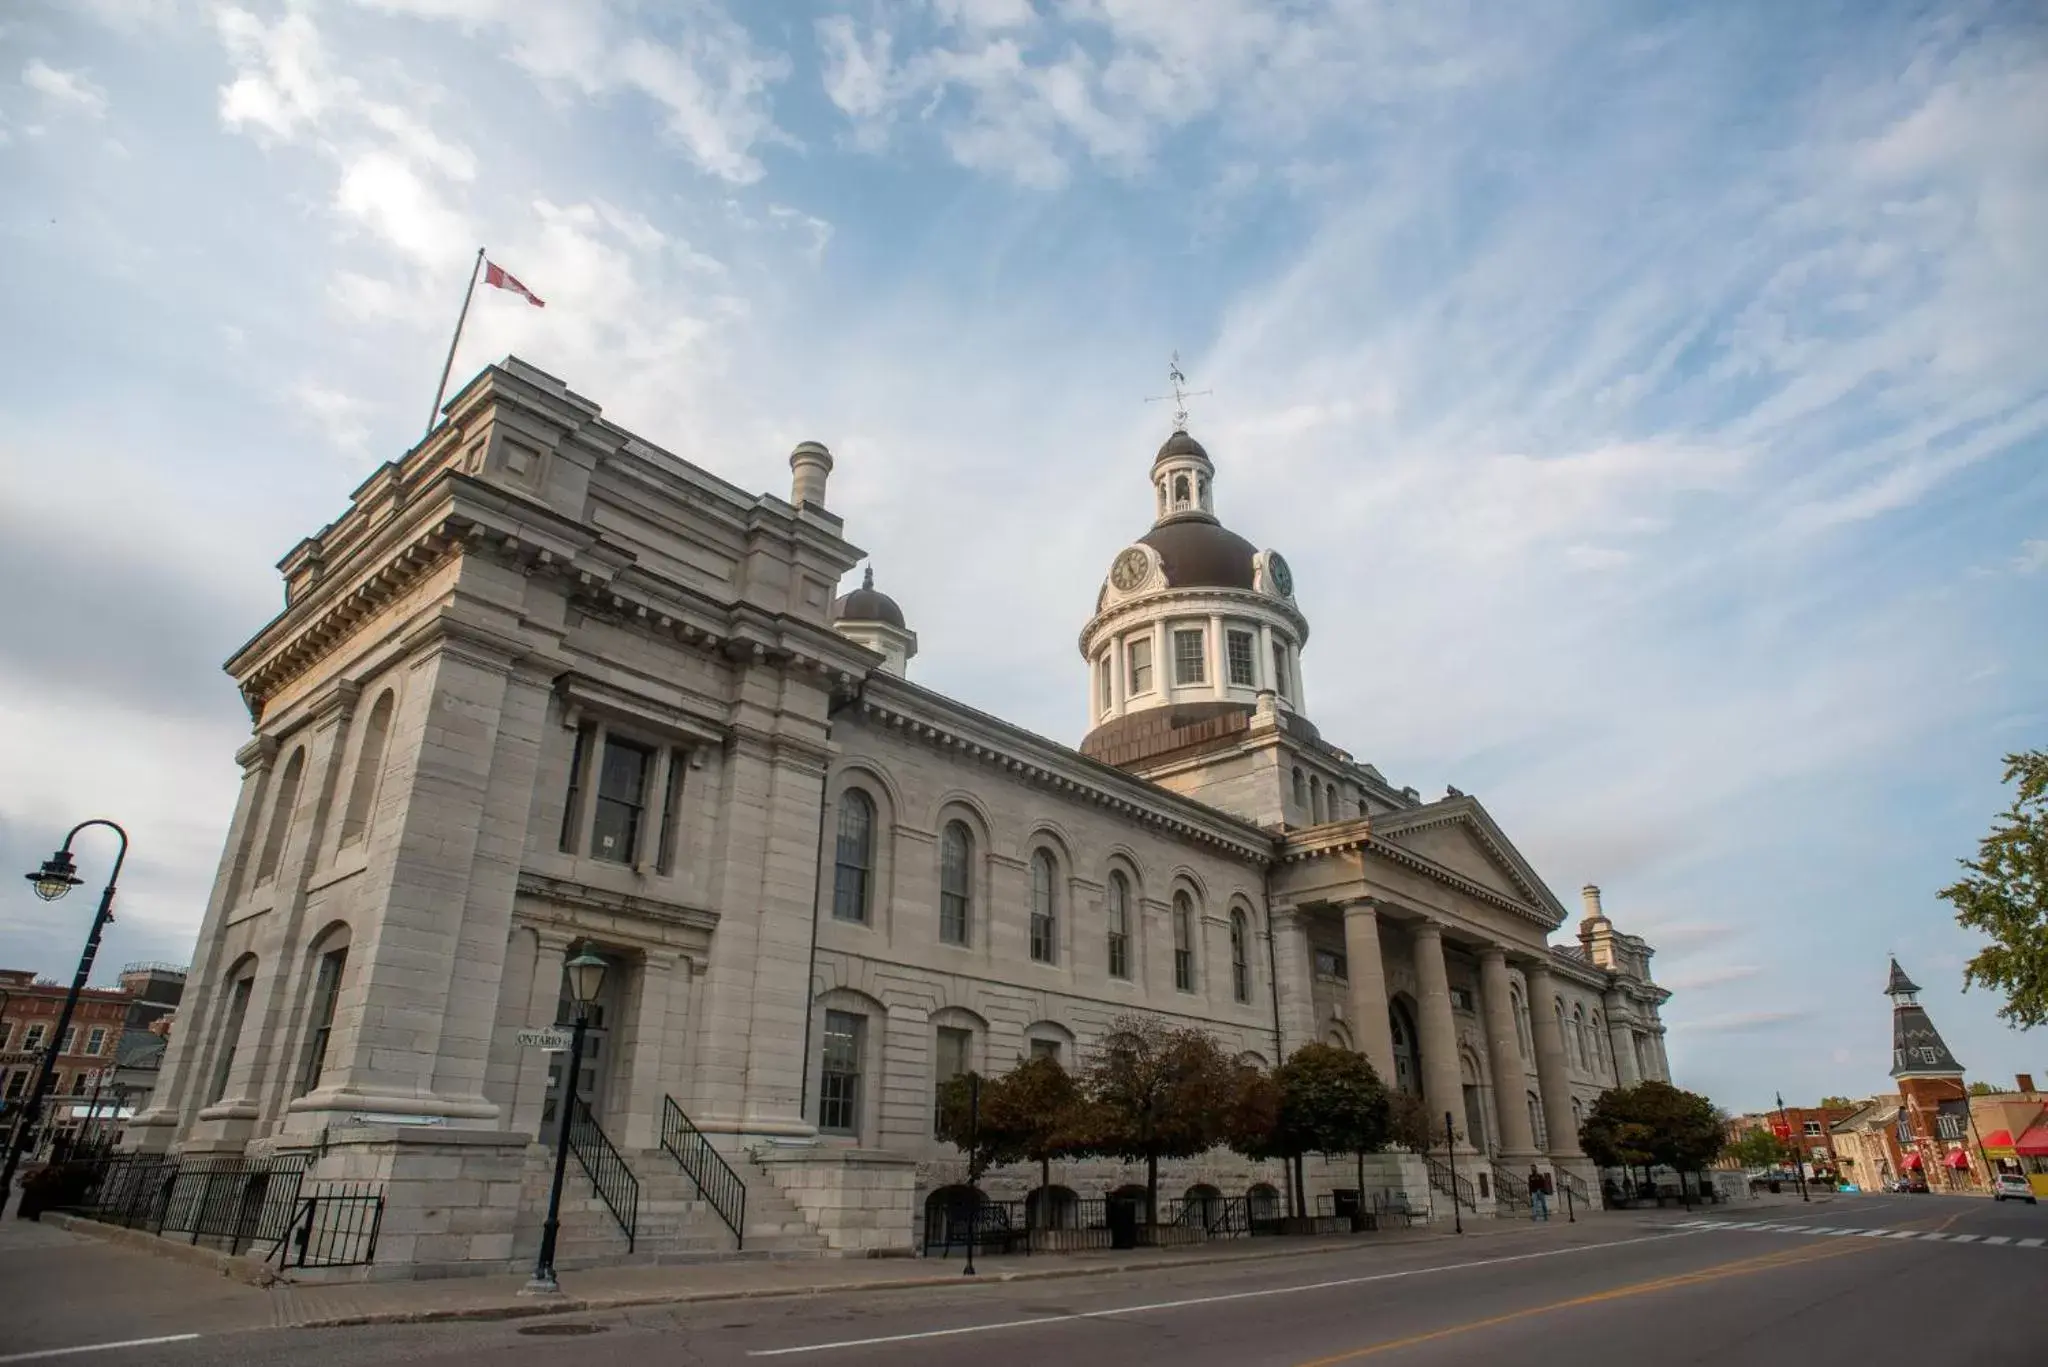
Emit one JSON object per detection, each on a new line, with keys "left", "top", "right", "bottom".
{"left": 831, "top": 567, "right": 906, "bottom": 628}
{"left": 1153, "top": 430, "right": 1211, "bottom": 467}
{"left": 1138, "top": 517, "right": 1257, "bottom": 590}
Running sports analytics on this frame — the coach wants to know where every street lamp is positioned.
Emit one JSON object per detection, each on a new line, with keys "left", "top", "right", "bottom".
{"left": 2, "top": 821, "right": 127, "bottom": 1218}
{"left": 526, "top": 948, "right": 608, "bottom": 1295}
{"left": 962, "top": 1074, "right": 982, "bottom": 1278}
{"left": 1774, "top": 1091, "right": 1810, "bottom": 1203}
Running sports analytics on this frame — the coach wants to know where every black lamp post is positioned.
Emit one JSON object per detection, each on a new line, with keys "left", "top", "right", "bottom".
{"left": 526, "top": 949, "right": 608, "bottom": 1294}
{"left": 1775, "top": 1092, "right": 1810, "bottom": 1203}
{"left": 963, "top": 1074, "right": 983, "bottom": 1277}
{"left": 1443, "top": 1111, "right": 1462, "bottom": 1235}
{"left": 2, "top": 821, "right": 127, "bottom": 1218}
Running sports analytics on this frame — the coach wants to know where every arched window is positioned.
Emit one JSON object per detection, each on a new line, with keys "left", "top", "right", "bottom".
{"left": 208, "top": 958, "right": 259, "bottom": 1105}
{"left": 1106, "top": 871, "right": 1132, "bottom": 979}
{"left": 1172, "top": 892, "right": 1196, "bottom": 991}
{"left": 295, "top": 932, "right": 349, "bottom": 1097}
{"left": 832, "top": 789, "right": 875, "bottom": 924}
{"left": 1528, "top": 1091, "right": 1548, "bottom": 1151}
{"left": 1554, "top": 999, "right": 1574, "bottom": 1068}
{"left": 1173, "top": 473, "right": 1190, "bottom": 506}
{"left": 1312, "top": 782, "right": 1326, "bottom": 824}
{"left": 1229, "top": 909, "right": 1251, "bottom": 1004}
{"left": 938, "top": 821, "right": 971, "bottom": 945}
{"left": 1571, "top": 1096, "right": 1585, "bottom": 1133}
{"left": 339, "top": 691, "right": 395, "bottom": 848}
{"left": 1510, "top": 985, "right": 1532, "bottom": 1059}
{"left": 1358, "top": 797, "right": 1369, "bottom": 818}
{"left": 1590, "top": 1013, "right": 1607, "bottom": 1076}
{"left": 1029, "top": 849, "right": 1058, "bottom": 963}
{"left": 1389, "top": 1000, "right": 1421, "bottom": 1095}
{"left": 1292, "top": 767, "right": 1307, "bottom": 813}
{"left": 255, "top": 748, "right": 306, "bottom": 884}
{"left": 1571, "top": 1005, "right": 1589, "bottom": 1073}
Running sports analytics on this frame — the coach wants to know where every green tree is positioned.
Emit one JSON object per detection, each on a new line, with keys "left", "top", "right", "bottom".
{"left": 1265, "top": 1044, "right": 1391, "bottom": 1214}
{"left": 1580, "top": 1081, "right": 1724, "bottom": 1189}
{"left": 1967, "top": 1080, "right": 2008, "bottom": 1096}
{"left": 1941, "top": 749, "right": 2048, "bottom": 1029}
{"left": 1817, "top": 1096, "right": 1857, "bottom": 1110}
{"left": 1077, "top": 1014, "right": 1240, "bottom": 1222}
{"left": 935, "top": 1054, "right": 1087, "bottom": 1195}
{"left": 1385, "top": 1087, "right": 1449, "bottom": 1154}
{"left": 1723, "top": 1126, "right": 1794, "bottom": 1170}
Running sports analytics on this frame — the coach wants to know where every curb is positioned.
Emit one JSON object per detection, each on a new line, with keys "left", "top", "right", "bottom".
{"left": 42, "top": 1212, "right": 287, "bottom": 1288}
{"left": 288, "top": 1222, "right": 1613, "bottom": 1329}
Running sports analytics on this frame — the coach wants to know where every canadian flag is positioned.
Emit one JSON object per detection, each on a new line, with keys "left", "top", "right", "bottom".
{"left": 483, "top": 260, "right": 544, "bottom": 308}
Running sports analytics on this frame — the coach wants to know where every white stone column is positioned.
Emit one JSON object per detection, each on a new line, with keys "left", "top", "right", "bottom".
{"left": 1525, "top": 962, "right": 1582, "bottom": 1156}
{"left": 1651, "top": 1030, "right": 1672, "bottom": 1082}
{"left": 1209, "top": 613, "right": 1227, "bottom": 699}
{"left": 1605, "top": 1001, "right": 1641, "bottom": 1087}
{"left": 1269, "top": 906, "right": 1317, "bottom": 1054}
{"left": 1410, "top": 922, "right": 1469, "bottom": 1150}
{"left": 617, "top": 951, "right": 676, "bottom": 1150}
{"left": 1111, "top": 633, "right": 1127, "bottom": 715}
{"left": 1257, "top": 622, "right": 1276, "bottom": 696}
{"left": 1288, "top": 643, "right": 1305, "bottom": 715}
{"left": 1479, "top": 948, "right": 1537, "bottom": 1158}
{"left": 1152, "top": 620, "right": 1169, "bottom": 696}
{"left": 1341, "top": 901, "right": 1396, "bottom": 1084}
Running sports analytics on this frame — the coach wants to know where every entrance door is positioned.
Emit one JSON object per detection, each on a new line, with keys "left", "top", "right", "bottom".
{"left": 539, "top": 962, "right": 616, "bottom": 1139}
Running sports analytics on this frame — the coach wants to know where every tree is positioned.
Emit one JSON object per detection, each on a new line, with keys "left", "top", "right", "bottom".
{"left": 1384, "top": 1087, "right": 1444, "bottom": 1155}
{"left": 1941, "top": 749, "right": 2048, "bottom": 1029}
{"left": 1723, "top": 1126, "right": 1794, "bottom": 1170}
{"left": 1967, "top": 1081, "right": 2009, "bottom": 1096}
{"left": 935, "top": 1054, "right": 1086, "bottom": 1196}
{"left": 1580, "top": 1081, "right": 1724, "bottom": 1191}
{"left": 1265, "top": 1044, "right": 1391, "bottom": 1216}
{"left": 1077, "top": 1014, "right": 1240, "bottom": 1222}
{"left": 1817, "top": 1096, "right": 1857, "bottom": 1110}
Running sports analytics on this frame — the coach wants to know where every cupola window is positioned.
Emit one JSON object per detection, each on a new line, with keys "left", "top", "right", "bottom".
{"left": 1127, "top": 637, "right": 1154, "bottom": 693}
{"left": 1173, "top": 474, "right": 1190, "bottom": 508}
{"left": 1226, "top": 629, "right": 1255, "bottom": 686}
{"left": 1173, "top": 628, "right": 1206, "bottom": 686}
{"left": 1272, "top": 641, "right": 1291, "bottom": 700}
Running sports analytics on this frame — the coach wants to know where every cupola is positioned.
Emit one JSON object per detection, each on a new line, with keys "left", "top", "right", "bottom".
{"left": 831, "top": 565, "right": 917, "bottom": 677}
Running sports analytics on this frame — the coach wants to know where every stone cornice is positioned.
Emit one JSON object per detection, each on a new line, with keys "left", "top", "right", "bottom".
{"left": 1369, "top": 796, "right": 1570, "bottom": 924}
{"left": 515, "top": 872, "right": 720, "bottom": 937}
{"left": 855, "top": 676, "right": 1275, "bottom": 864}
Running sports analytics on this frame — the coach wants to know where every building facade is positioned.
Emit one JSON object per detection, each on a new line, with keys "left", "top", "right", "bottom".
{"left": 1884, "top": 959, "right": 1975, "bottom": 1190}
{"left": 0, "top": 969, "right": 131, "bottom": 1154}
{"left": 127, "top": 358, "right": 1673, "bottom": 1274}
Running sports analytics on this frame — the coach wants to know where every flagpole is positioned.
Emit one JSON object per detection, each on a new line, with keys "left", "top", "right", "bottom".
{"left": 426, "top": 247, "right": 486, "bottom": 440}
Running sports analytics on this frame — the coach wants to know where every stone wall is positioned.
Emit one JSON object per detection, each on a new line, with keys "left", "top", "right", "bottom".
{"left": 755, "top": 1148, "right": 917, "bottom": 1253}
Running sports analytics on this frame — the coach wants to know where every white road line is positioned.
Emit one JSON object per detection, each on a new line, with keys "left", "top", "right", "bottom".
{"left": 0, "top": 1336, "right": 202, "bottom": 1364}
{"left": 746, "top": 1230, "right": 1705, "bottom": 1358}
{"left": 1919, "top": 1233, "right": 1948, "bottom": 1241}
{"left": 1983, "top": 1236, "right": 2012, "bottom": 1246}
{"left": 1949, "top": 1235, "right": 1979, "bottom": 1243}
{"left": 1827, "top": 1229, "right": 1861, "bottom": 1236}
{"left": 1886, "top": 1231, "right": 1919, "bottom": 1239}
{"left": 1858, "top": 1230, "right": 1890, "bottom": 1238}
{"left": 2019, "top": 1238, "right": 2044, "bottom": 1249}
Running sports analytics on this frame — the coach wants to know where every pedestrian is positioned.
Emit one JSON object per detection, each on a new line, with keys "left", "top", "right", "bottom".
{"left": 1529, "top": 1166, "right": 1550, "bottom": 1221}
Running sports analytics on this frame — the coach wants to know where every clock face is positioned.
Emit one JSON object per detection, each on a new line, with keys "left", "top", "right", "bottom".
{"left": 1111, "top": 547, "right": 1150, "bottom": 592}
{"left": 1268, "top": 552, "right": 1294, "bottom": 597}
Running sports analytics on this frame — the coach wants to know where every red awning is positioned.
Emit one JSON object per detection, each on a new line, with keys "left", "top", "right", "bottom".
{"left": 1945, "top": 1149, "right": 1970, "bottom": 1168}
{"left": 1901, "top": 1153, "right": 1923, "bottom": 1170}
{"left": 2017, "top": 1118, "right": 2048, "bottom": 1158}
{"left": 1982, "top": 1129, "right": 2014, "bottom": 1149}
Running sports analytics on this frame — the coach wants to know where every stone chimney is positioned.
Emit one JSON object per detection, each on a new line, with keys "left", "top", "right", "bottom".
{"left": 1579, "top": 884, "right": 1618, "bottom": 969}
{"left": 789, "top": 440, "right": 833, "bottom": 508}
{"left": 2020, "top": 1073, "right": 2037, "bottom": 1095}
{"left": 1582, "top": 884, "right": 1607, "bottom": 922}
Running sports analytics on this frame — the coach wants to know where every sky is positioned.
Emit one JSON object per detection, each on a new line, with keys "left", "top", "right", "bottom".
{"left": 0, "top": 0, "right": 2043, "bottom": 1115}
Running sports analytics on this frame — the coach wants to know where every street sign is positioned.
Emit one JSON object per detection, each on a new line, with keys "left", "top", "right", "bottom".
{"left": 517, "top": 1027, "right": 571, "bottom": 1051}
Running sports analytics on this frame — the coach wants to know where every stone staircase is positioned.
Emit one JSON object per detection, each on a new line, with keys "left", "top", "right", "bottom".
{"left": 511, "top": 1145, "right": 829, "bottom": 1269}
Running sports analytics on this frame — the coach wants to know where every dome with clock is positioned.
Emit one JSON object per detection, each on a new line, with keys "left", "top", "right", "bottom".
{"left": 1080, "top": 419, "right": 1309, "bottom": 764}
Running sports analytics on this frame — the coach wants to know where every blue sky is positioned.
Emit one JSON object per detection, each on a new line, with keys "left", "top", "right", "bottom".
{"left": 0, "top": 0, "right": 2043, "bottom": 1113}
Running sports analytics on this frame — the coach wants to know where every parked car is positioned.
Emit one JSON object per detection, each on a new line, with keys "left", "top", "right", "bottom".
{"left": 1992, "top": 1173, "right": 2038, "bottom": 1204}
{"left": 1892, "top": 1175, "right": 1929, "bottom": 1193}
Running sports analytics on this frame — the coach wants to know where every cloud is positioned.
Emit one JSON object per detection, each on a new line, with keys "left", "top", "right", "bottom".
{"left": 1659, "top": 964, "right": 1765, "bottom": 994}
{"left": 2010, "top": 539, "right": 2048, "bottom": 575}
{"left": 1684, "top": 1009, "right": 1818, "bottom": 1034}
{"left": 22, "top": 59, "right": 107, "bottom": 118}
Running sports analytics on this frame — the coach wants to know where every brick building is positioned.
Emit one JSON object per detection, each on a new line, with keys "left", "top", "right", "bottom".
{"left": 0, "top": 969, "right": 132, "bottom": 1150}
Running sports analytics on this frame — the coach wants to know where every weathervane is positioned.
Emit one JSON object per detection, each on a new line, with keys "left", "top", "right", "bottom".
{"left": 1145, "top": 351, "right": 1211, "bottom": 432}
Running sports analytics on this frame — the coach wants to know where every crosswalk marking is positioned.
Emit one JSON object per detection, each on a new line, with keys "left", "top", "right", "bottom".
{"left": 2021, "top": 1238, "right": 2045, "bottom": 1249}
{"left": 1919, "top": 1232, "right": 1948, "bottom": 1241}
{"left": 1675, "top": 1218, "right": 2046, "bottom": 1251}
{"left": 1886, "top": 1231, "right": 1918, "bottom": 1239}
{"left": 1949, "top": 1234, "right": 1979, "bottom": 1243}
{"left": 1984, "top": 1236, "right": 2011, "bottom": 1245}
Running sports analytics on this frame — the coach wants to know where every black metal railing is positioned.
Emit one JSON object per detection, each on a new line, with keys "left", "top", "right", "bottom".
{"left": 568, "top": 1096, "right": 638, "bottom": 1252}
{"left": 920, "top": 1191, "right": 1271, "bottom": 1256}
{"left": 1556, "top": 1168, "right": 1590, "bottom": 1209}
{"left": 271, "top": 1184, "right": 384, "bottom": 1269}
{"left": 661, "top": 1094, "right": 746, "bottom": 1249}
{"left": 1491, "top": 1165, "right": 1529, "bottom": 1217}
{"left": 48, "top": 1152, "right": 312, "bottom": 1255}
{"left": 1425, "top": 1155, "right": 1477, "bottom": 1211}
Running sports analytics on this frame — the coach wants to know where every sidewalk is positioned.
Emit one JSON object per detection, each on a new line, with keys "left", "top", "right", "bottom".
{"left": 268, "top": 1212, "right": 1633, "bottom": 1329}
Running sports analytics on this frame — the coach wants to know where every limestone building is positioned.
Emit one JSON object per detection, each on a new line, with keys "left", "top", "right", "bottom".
{"left": 128, "top": 358, "right": 1673, "bottom": 1273}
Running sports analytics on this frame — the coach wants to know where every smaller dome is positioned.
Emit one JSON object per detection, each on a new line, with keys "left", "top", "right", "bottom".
{"left": 831, "top": 566, "right": 906, "bottom": 628}
{"left": 1153, "top": 429, "right": 1211, "bottom": 466}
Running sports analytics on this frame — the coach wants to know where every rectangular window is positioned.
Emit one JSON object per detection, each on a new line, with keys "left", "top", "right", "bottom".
{"left": 558, "top": 723, "right": 592, "bottom": 853}
{"left": 3, "top": 1071, "right": 23, "bottom": 1099}
{"left": 72, "top": 1073, "right": 91, "bottom": 1096}
{"left": 1108, "top": 925, "right": 1129, "bottom": 980}
{"left": 1449, "top": 987, "right": 1475, "bottom": 1012}
{"left": 1803, "top": 1121, "right": 1822, "bottom": 1137}
{"left": 1029, "top": 1039, "right": 1062, "bottom": 1062}
{"left": 1227, "top": 630, "right": 1256, "bottom": 687}
{"left": 1272, "top": 642, "right": 1290, "bottom": 699}
{"left": 23, "top": 1024, "right": 46, "bottom": 1052}
{"left": 0, "top": 1023, "right": 10, "bottom": 1050}
{"left": 85, "top": 1027, "right": 107, "bottom": 1056}
{"left": 61, "top": 1027, "right": 76, "bottom": 1055}
{"left": 209, "top": 976, "right": 255, "bottom": 1105}
{"left": 819, "top": 1010, "right": 863, "bottom": 1136}
{"left": 1173, "top": 628, "right": 1206, "bottom": 685}
{"left": 656, "top": 748, "right": 687, "bottom": 874}
{"left": 933, "top": 1026, "right": 971, "bottom": 1136}
{"left": 1030, "top": 910, "right": 1056, "bottom": 964}
{"left": 590, "top": 736, "right": 653, "bottom": 865}
{"left": 1098, "top": 656, "right": 1112, "bottom": 714}
{"left": 1127, "top": 637, "right": 1154, "bottom": 694}
{"left": 295, "top": 948, "right": 348, "bottom": 1098}
{"left": 1314, "top": 948, "right": 1348, "bottom": 981}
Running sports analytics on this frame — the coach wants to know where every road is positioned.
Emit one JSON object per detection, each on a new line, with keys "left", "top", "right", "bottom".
{"left": 3, "top": 1194, "right": 2042, "bottom": 1366}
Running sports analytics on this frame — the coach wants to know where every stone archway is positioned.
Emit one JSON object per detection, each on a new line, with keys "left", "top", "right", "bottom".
{"left": 1388, "top": 997, "right": 1422, "bottom": 1096}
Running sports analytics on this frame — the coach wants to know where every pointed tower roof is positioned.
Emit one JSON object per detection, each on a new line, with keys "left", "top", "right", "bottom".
{"left": 1886, "top": 958, "right": 1964, "bottom": 1080}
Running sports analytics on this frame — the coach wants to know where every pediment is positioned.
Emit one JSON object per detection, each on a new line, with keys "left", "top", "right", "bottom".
{"left": 1371, "top": 799, "right": 1567, "bottom": 926}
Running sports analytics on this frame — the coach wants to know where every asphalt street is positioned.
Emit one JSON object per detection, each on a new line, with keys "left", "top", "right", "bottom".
{"left": 4, "top": 1194, "right": 2042, "bottom": 1367}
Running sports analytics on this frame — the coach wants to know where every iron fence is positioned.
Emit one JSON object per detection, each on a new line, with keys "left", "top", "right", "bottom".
{"left": 49, "top": 1152, "right": 314, "bottom": 1256}
{"left": 271, "top": 1184, "right": 384, "bottom": 1269}
{"left": 661, "top": 1095, "right": 746, "bottom": 1249}
{"left": 568, "top": 1096, "right": 638, "bottom": 1251}
{"left": 1491, "top": 1165, "right": 1529, "bottom": 1217}
{"left": 1425, "top": 1155, "right": 1477, "bottom": 1212}
{"left": 921, "top": 1191, "right": 1266, "bottom": 1256}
